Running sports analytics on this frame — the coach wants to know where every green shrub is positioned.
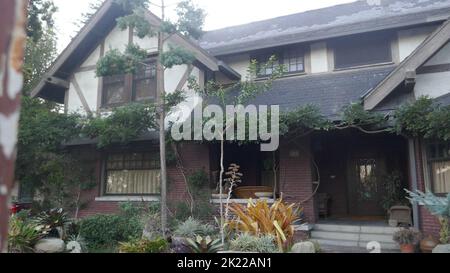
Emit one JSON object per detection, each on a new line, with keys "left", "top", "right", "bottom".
{"left": 173, "top": 217, "right": 215, "bottom": 238}
{"left": 79, "top": 214, "right": 142, "bottom": 250}
{"left": 229, "top": 233, "right": 279, "bottom": 253}
{"left": 174, "top": 202, "right": 191, "bottom": 221}
{"left": 118, "top": 237, "right": 169, "bottom": 253}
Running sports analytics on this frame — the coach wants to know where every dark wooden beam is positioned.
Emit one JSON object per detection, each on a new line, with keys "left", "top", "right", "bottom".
{"left": 45, "top": 76, "right": 70, "bottom": 89}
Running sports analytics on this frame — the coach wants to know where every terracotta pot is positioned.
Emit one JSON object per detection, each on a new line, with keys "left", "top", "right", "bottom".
{"left": 420, "top": 236, "right": 439, "bottom": 253}
{"left": 400, "top": 244, "right": 415, "bottom": 253}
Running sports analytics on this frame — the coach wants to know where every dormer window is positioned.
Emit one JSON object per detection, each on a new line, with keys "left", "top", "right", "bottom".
{"left": 284, "top": 49, "right": 305, "bottom": 73}
{"left": 255, "top": 47, "right": 305, "bottom": 77}
{"left": 333, "top": 33, "right": 392, "bottom": 70}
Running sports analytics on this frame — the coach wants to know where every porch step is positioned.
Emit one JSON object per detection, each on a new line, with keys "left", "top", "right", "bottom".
{"left": 311, "top": 223, "right": 401, "bottom": 252}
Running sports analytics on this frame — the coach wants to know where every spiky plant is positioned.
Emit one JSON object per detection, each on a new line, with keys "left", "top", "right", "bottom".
{"left": 185, "top": 236, "right": 223, "bottom": 253}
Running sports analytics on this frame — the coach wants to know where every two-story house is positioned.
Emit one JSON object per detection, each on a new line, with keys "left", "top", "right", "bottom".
{"left": 31, "top": 0, "right": 450, "bottom": 249}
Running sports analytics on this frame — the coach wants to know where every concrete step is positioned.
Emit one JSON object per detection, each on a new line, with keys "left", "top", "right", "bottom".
{"left": 312, "top": 231, "right": 359, "bottom": 241}
{"left": 316, "top": 239, "right": 399, "bottom": 252}
{"left": 316, "top": 239, "right": 359, "bottom": 248}
{"left": 313, "top": 224, "right": 361, "bottom": 233}
{"left": 312, "top": 231, "right": 395, "bottom": 243}
{"left": 314, "top": 224, "right": 399, "bottom": 235}
{"left": 311, "top": 223, "right": 400, "bottom": 252}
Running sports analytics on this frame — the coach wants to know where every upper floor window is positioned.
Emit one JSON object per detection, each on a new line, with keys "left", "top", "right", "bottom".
{"left": 333, "top": 33, "right": 392, "bottom": 70}
{"left": 284, "top": 49, "right": 305, "bottom": 74}
{"left": 255, "top": 48, "right": 305, "bottom": 77}
{"left": 427, "top": 141, "right": 450, "bottom": 194}
{"left": 102, "top": 58, "right": 157, "bottom": 107}
{"left": 103, "top": 74, "right": 127, "bottom": 106}
{"left": 133, "top": 61, "right": 157, "bottom": 101}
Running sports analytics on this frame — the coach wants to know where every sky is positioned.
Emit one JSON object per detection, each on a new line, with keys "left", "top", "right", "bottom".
{"left": 52, "top": 0, "right": 356, "bottom": 52}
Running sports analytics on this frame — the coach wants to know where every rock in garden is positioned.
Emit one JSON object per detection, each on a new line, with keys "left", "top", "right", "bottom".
{"left": 34, "top": 238, "right": 66, "bottom": 253}
{"left": 432, "top": 244, "right": 450, "bottom": 253}
{"left": 66, "top": 241, "right": 82, "bottom": 253}
{"left": 290, "top": 242, "right": 316, "bottom": 253}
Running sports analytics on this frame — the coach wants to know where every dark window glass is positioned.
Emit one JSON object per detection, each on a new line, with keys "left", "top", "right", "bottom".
{"left": 334, "top": 34, "right": 392, "bottom": 69}
{"left": 133, "top": 61, "right": 157, "bottom": 101}
{"left": 256, "top": 54, "right": 280, "bottom": 77}
{"left": 256, "top": 49, "right": 305, "bottom": 77}
{"left": 103, "top": 74, "right": 126, "bottom": 106}
{"left": 284, "top": 49, "right": 304, "bottom": 73}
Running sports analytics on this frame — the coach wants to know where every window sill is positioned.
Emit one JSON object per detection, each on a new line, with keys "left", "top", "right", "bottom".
{"left": 255, "top": 72, "right": 307, "bottom": 81}
{"left": 95, "top": 196, "right": 160, "bottom": 202}
{"left": 333, "top": 62, "right": 395, "bottom": 72}
{"left": 210, "top": 198, "right": 275, "bottom": 204}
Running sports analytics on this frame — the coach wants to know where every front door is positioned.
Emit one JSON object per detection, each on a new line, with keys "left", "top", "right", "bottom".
{"left": 347, "top": 152, "right": 385, "bottom": 217}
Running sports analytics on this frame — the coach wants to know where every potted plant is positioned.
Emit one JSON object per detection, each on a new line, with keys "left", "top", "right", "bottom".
{"left": 393, "top": 228, "right": 421, "bottom": 253}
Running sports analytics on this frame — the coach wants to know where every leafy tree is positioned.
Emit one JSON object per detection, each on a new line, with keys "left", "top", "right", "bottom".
{"left": 74, "top": 0, "right": 105, "bottom": 29}
{"left": 23, "top": 27, "right": 58, "bottom": 94}
{"left": 95, "top": 0, "right": 205, "bottom": 236}
{"left": 16, "top": 97, "right": 95, "bottom": 213}
{"left": 27, "top": 0, "right": 57, "bottom": 42}
{"left": 17, "top": 1, "right": 96, "bottom": 214}
{"left": 189, "top": 56, "right": 285, "bottom": 244}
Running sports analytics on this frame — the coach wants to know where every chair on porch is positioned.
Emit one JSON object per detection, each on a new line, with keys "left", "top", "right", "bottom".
{"left": 317, "top": 193, "right": 331, "bottom": 219}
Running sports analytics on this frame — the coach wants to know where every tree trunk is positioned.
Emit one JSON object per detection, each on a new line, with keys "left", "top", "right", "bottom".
{"left": 158, "top": 0, "right": 168, "bottom": 237}
{"left": 0, "top": 0, "right": 27, "bottom": 253}
{"left": 219, "top": 139, "right": 225, "bottom": 245}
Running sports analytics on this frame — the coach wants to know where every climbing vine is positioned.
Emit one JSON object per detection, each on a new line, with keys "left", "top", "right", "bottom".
{"left": 395, "top": 96, "right": 450, "bottom": 140}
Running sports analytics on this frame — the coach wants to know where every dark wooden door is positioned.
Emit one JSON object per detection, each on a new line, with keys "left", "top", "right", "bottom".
{"left": 347, "top": 151, "right": 386, "bottom": 217}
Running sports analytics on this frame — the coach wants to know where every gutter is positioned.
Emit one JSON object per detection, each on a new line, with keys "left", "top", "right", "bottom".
{"left": 408, "top": 138, "right": 420, "bottom": 230}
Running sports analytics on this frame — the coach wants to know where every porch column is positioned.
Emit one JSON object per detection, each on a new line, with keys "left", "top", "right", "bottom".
{"left": 407, "top": 138, "right": 420, "bottom": 229}
{"left": 279, "top": 137, "right": 316, "bottom": 223}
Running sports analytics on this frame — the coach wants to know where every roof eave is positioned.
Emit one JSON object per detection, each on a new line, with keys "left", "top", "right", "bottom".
{"left": 364, "top": 18, "right": 450, "bottom": 110}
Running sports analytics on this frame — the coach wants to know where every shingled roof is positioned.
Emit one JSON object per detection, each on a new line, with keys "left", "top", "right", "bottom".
{"left": 224, "top": 66, "right": 396, "bottom": 119}
{"left": 200, "top": 0, "right": 450, "bottom": 56}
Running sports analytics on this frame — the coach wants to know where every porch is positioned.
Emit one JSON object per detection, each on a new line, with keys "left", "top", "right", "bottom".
{"left": 312, "top": 130, "right": 410, "bottom": 221}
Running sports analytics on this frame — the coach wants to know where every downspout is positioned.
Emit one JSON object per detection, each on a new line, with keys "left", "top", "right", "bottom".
{"left": 408, "top": 138, "right": 420, "bottom": 229}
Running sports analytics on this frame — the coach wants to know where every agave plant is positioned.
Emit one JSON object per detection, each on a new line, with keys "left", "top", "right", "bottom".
{"left": 185, "top": 236, "right": 223, "bottom": 253}
{"left": 227, "top": 199, "right": 301, "bottom": 252}
{"left": 8, "top": 216, "right": 48, "bottom": 253}
{"left": 34, "top": 208, "right": 71, "bottom": 239}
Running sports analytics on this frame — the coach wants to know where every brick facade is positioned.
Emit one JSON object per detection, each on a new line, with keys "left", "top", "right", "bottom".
{"left": 414, "top": 139, "right": 442, "bottom": 237}
{"left": 77, "top": 142, "right": 210, "bottom": 218}
{"left": 279, "top": 137, "right": 316, "bottom": 223}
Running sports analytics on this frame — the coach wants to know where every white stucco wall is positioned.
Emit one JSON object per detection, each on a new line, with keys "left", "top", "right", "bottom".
{"left": 414, "top": 41, "right": 450, "bottom": 99}
{"left": 67, "top": 83, "right": 84, "bottom": 114}
{"left": 82, "top": 47, "right": 101, "bottom": 67}
{"left": 415, "top": 71, "right": 450, "bottom": 99}
{"left": 424, "top": 41, "right": 450, "bottom": 66}
{"left": 310, "top": 42, "right": 328, "bottom": 73}
{"left": 104, "top": 25, "right": 129, "bottom": 53}
{"left": 220, "top": 54, "right": 251, "bottom": 81}
{"left": 66, "top": 25, "right": 207, "bottom": 117}
{"left": 397, "top": 26, "right": 435, "bottom": 62}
